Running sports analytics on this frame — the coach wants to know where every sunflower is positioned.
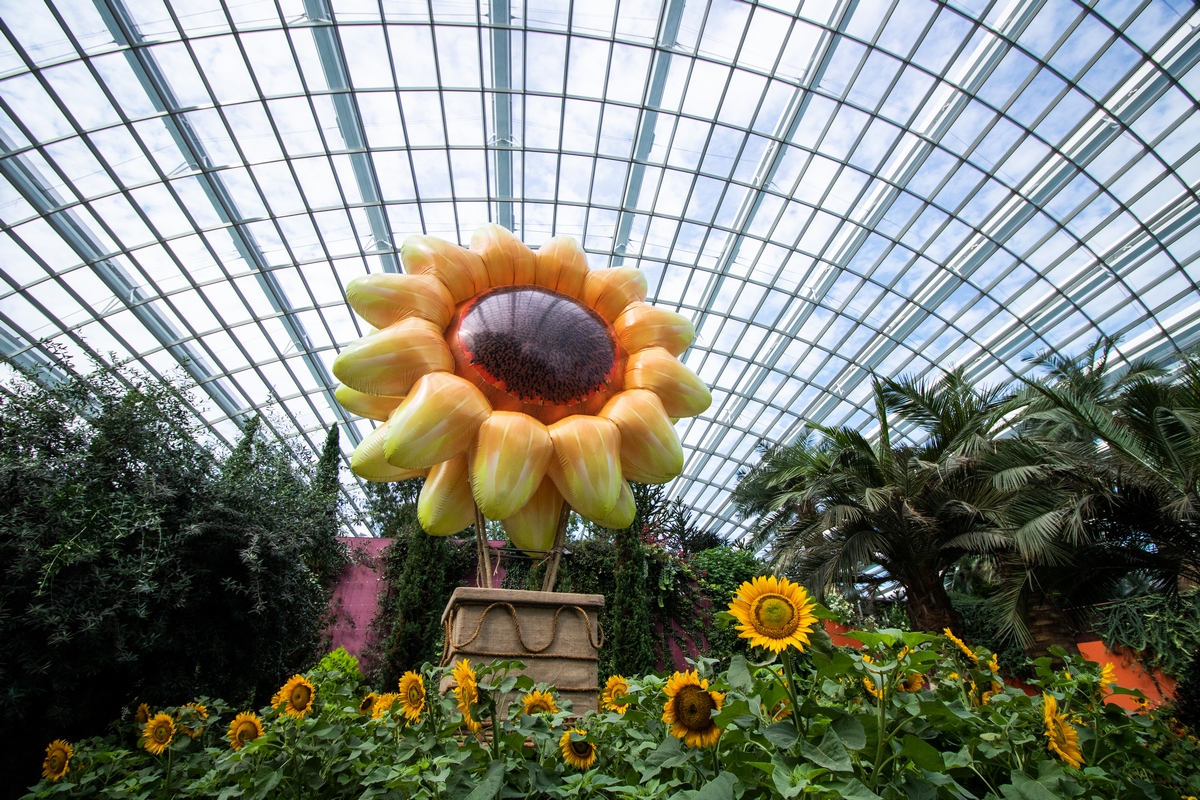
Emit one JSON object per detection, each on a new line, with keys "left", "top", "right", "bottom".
{"left": 1099, "top": 662, "right": 1116, "bottom": 694}
{"left": 278, "top": 674, "right": 316, "bottom": 718}
{"left": 398, "top": 672, "right": 426, "bottom": 722}
{"left": 358, "top": 691, "right": 379, "bottom": 716}
{"left": 559, "top": 728, "right": 597, "bottom": 770}
{"left": 861, "top": 655, "right": 882, "bottom": 699}
{"left": 662, "top": 671, "right": 725, "bottom": 748}
{"left": 42, "top": 740, "right": 72, "bottom": 782}
{"left": 142, "top": 713, "right": 175, "bottom": 755}
{"left": 1043, "top": 693, "right": 1084, "bottom": 769}
{"left": 371, "top": 693, "right": 399, "bottom": 719}
{"left": 177, "top": 702, "right": 208, "bottom": 739}
{"left": 727, "top": 576, "right": 817, "bottom": 653}
{"left": 943, "top": 628, "right": 979, "bottom": 664}
{"left": 521, "top": 689, "right": 559, "bottom": 716}
{"left": 986, "top": 653, "right": 1000, "bottom": 674}
{"left": 900, "top": 673, "right": 924, "bottom": 692}
{"left": 601, "top": 675, "right": 630, "bottom": 714}
{"left": 452, "top": 659, "right": 482, "bottom": 734}
{"left": 333, "top": 226, "right": 711, "bottom": 551}
{"left": 227, "top": 712, "right": 264, "bottom": 751}
{"left": 134, "top": 703, "right": 150, "bottom": 725}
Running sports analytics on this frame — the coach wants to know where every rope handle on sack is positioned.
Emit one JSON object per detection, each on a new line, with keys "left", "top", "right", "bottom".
{"left": 439, "top": 602, "right": 604, "bottom": 665}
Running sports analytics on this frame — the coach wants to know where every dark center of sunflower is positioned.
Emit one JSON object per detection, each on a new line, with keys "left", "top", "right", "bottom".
{"left": 570, "top": 739, "right": 592, "bottom": 756}
{"left": 407, "top": 686, "right": 423, "bottom": 704}
{"left": 456, "top": 286, "right": 618, "bottom": 406}
{"left": 47, "top": 752, "right": 65, "bottom": 771}
{"left": 236, "top": 724, "right": 257, "bottom": 743}
{"left": 751, "top": 594, "right": 798, "bottom": 637}
{"left": 153, "top": 725, "right": 170, "bottom": 743}
{"left": 674, "top": 685, "right": 716, "bottom": 730}
{"left": 291, "top": 685, "right": 312, "bottom": 709}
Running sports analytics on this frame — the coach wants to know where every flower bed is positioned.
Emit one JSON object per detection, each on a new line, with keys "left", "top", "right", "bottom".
{"left": 25, "top": 580, "right": 1200, "bottom": 799}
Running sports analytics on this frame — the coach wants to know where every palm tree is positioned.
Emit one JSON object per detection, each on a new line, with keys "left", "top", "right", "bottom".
{"left": 734, "top": 369, "right": 1014, "bottom": 633}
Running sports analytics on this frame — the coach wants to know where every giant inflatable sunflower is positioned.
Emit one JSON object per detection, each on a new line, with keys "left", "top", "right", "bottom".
{"left": 334, "top": 225, "right": 710, "bottom": 553}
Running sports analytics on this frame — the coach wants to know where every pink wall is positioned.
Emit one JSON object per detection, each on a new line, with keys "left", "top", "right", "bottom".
{"left": 327, "top": 538, "right": 390, "bottom": 661}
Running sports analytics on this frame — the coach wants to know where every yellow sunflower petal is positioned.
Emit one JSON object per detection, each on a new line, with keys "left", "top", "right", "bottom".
{"left": 588, "top": 478, "right": 635, "bottom": 529}
{"left": 534, "top": 235, "right": 589, "bottom": 298}
{"left": 471, "top": 223, "right": 537, "bottom": 287}
{"left": 469, "top": 411, "right": 553, "bottom": 520}
{"left": 546, "top": 415, "right": 623, "bottom": 522}
{"left": 345, "top": 273, "right": 455, "bottom": 330}
{"left": 612, "top": 301, "right": 695, "bottom": 356}
{"left": 335, "top": 385, "right": 404, "bottom": 422}
{"left": 582, "top": 266, "right": 648, "bottom": 322}
{"left": 418, "top": 454, "right": 476, "bottom": 535}
{"left": 350, "top": 422, "right": 429, "bottom": 482}
{"left": 400, "top": 234, "right": 489, "bottom": 303}
{"left": 332, "top": 318, "right": 453, "bottom": 397}
{"left": 599, "top": 389, "right": 683, "bottom": 484}
{"left": 501, "top": 476, "right": 565, "bottom": 554}
{"left": 384, "top": 372, "right": 492, "bottom": 469}
{"left": 624, "top": 347, "right": 712, "bottom": 418}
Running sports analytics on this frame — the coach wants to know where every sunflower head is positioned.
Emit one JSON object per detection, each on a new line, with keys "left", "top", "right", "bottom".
{"left": 372, "top": 692, "right": 399, "bottom": 719}
{"left": 335, "top": 227, "right": 711, "bottom": 552}
{"left": 398, "top": 672, "right": 426, "bottom": 722}
{"left": 134, "top": 703, "right": 150, "bottom": 725}
{"left": 279, "top": 675, "right": 316, "bottom": 718}
{"left": 177, "top": 702, "right": 208, "bottom": 739}
{"left": 227, "top": 712, "right": 264, "bottom": 751}
{"left": 1099, "top": 662, "right": 1116, "bottom": 694}
{"left": 1042, "top": 693, "right": 1084, "bottom": 769}
{"left": 521, "top": 689, "right": 559, "bottom": 716}
{"left": 900, "top": 673, "right": 924, "bottom": 692}
{"left": 42, "top": 740, "right": 73, "bottom": 782}
{"left": 727, "top": 576, "right": 818, "bottom": 653}
{"left": 559, "top": 728, "right": 597, "bottom": 770}
{"left": 142, "top": 714, "right": 175, "bottom": 755}
{"left": 943, "top": 628, "right": 979, "bottom": 664}
{"left": 601, "top": 675, "right": 631, "bottom": 714}
{"left": 358, "top": 691, "right": 378, "bottom": 716}
{"left": 662, "top": 671, "right": 725, "bottom": 749}
{"left": 451, "top": 659, "right": 482, "bottom": 734}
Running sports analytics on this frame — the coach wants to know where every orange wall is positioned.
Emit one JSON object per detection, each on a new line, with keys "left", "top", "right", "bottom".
{"left": 1076, "top": 640, "right": 1176, "bottom": 710}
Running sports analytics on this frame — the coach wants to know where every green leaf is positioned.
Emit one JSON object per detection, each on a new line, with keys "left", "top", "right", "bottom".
{"left": 1000, "top": 772, "right": 1061, "bottom": 800}
{"left": 900, "top": 734, "right": 944, "bottom": 773}
{"left": 464, "top": 760, "right": 505, "bottom": 800}
{"left": 763, "top": 721, "right": 800, "bottom": 749}
{"left": 641, "top": 736, "right": 692, "bottom": 780}
{"left": 831, "top": 715, "right": 867, "bottom": 750}
{"left": 693, "top": 772, "right": 738, "bottom": 800}
{"left": 728, "top": 654, "right": 754, "bottom": 692}
{"left": 800, "top": 729, "right": 853, "bottom": 772}
{"left": 943, "top": 746, "right": 972, "bottom": 769}
{"left": 826, "top": 778, "right": 882, "bottom": 800}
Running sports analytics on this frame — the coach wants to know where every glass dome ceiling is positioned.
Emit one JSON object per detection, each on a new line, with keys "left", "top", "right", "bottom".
{"left": 2, "top": 0, "right": 1199, "bottom": 539}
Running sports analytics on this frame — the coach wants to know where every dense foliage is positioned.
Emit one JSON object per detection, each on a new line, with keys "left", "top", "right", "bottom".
{"left": 22, "top": 631, "right": 1200, "bottom": 799}
{"left": 1089, "top": 590, "right": 1200, "bottom": 681}
{"left": 735, "top": 341, "right": 1200, "bottom": 650}
{"left": 0, "top": 362, "right": 345, "bottom": 793}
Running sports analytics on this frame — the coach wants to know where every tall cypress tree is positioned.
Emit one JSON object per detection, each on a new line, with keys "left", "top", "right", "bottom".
{"left": 307, "top": 424, "right": 348, "bottom": 589}
{"left": 609, "top": 483, "right": 658, "bottom": 676}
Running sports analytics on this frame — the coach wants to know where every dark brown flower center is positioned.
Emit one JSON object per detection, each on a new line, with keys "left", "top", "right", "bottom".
{"left": 570, "top": 740, "right": 592, "bottom": 756}
{"left": 236, "top": 723, "right": 257, "bottom": 743}
{"left": 290, "top": 685, "right": 312, "bottom": 709}
{"left": 153, "top": 724, "right": 170, "bottom": 743}
{"left": 47, "top": 752, "right": 65, "bottom": 772}
{"left": 674, "top": 685, "right": 716, "bottom": 730}
{"left": 407, "top": 685, "right": 423, "bottom": 705}
{"left": 454, "top": 287, "right": 620, "bottom": 406}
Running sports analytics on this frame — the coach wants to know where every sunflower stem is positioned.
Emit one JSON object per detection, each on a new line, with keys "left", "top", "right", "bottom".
{"left": 781, "top": 649, "right": 804, "bottom": 740}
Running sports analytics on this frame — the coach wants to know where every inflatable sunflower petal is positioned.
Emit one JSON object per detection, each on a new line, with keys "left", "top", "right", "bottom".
{"left": 345, "top": 273, "right": 455, "bottom": 330}
{"left": 333, "top": 318, "right": 452, "bottom": 397}
{"left": 546, "top": 415, "right": 623, "bottom": 522}
{"left": 400, "top": 234, "right": 489, "bottom": 303}
{"left": 335, "top": 385, "right": 403, "bottom": 422}
{"left": 600, "top": 389, "right": 683, "bottom": 484}
{"left": 582, "top": 266, "right": 647, "bottom": 322}
{"left": 472, "top": 223, "right": 537, "bottom": 287}
{"left": 351, "top": 421, "right": 429, "bottom": 482}
{"left": 384, "top": 372, "right": 491, "bottom": 469}
{"left": 625, "top": 347, "right": 713, "bottom": 418}
{"left": 534, "top": 235, "right": 589, "bottom": 298}
{"left": 469, "top": 411, "right": 553, "bottom": 520}
{"left": 501, "top": 476, "right": 565, "bottom": 555}
{"left": 590, "top": 479, "right": 636, "bottom": 529}
{"left": 418, "top": 454, "right": 476, "bottom": 536}
{"left": 613, "top": 301, "right": 694, "bottom": 357}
